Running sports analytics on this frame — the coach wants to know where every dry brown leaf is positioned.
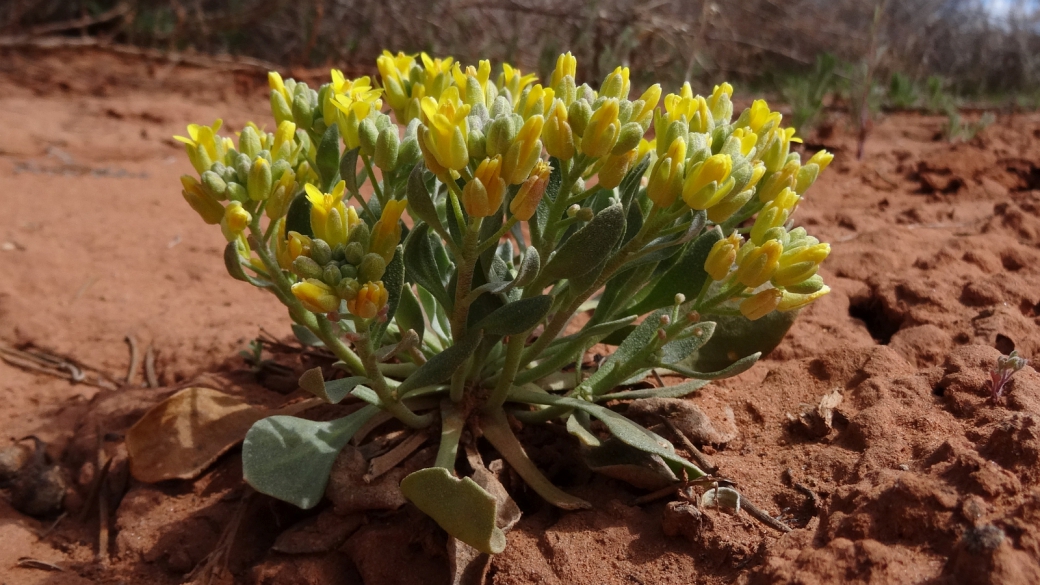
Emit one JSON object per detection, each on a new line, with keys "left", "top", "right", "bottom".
{"left": 126, "top": 387, "right": 315, "bottom": 483}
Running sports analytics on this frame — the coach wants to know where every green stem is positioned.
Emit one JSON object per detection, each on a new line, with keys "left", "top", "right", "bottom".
{"left": 448, "top": 218, "right": 482, "bottom": 402}
{"left": 477, "top": 216, "right": 518, "bottom": 255}
{"left": 487, "top": 334, "right": 525, "bottom": 409}
{"left": 695, "top": 280, "right": 747, "bottom": 313}
{"left": 355, "top": 321, "right": 432, "bottom": 428}
{"left": 360, "top": 154, "right": 386, "bottom": 206}
{"left": 434, "top": 400, "right": 464, "bottom": 469}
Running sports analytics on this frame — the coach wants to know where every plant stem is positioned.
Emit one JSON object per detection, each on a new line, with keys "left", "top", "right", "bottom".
{"left": 477, "top": 216, "right": 518, "bottom": 255}
{"left": 360, "top": 154, "right": 386, "bottom": 206}
{"left": 448, "top": 217, "right": 482, "bottom": 402}
{"left": 356, "top": 320, "right": 432, "bottom": 428}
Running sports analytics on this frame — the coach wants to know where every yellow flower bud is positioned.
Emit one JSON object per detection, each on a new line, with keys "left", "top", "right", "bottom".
{"left": 328, "top": 75, "right": 383, "bottom": 150}
{"left": 292, "top": 278, "right": 340, "bottom": 313}
{"left": 463, "top": 156, "right": 506, "bottom": 217}
{"left": 173, "top": 120, "right": 225, "bottom": 174}
{"left": 772, "top": 242, "right": 830, "bottom": 287}
{"left": 704, "top": 233, "right": 742, "bottom": 281}
{"left": 452, "top": 60, "right": 493, "bottom": 108}
{"left": 271, "top": 120, "right": 297, "bottom": 162}
{"left": 631, "top": 84, "right": 662, "bottom": 130}
{"left": 740, "top": 288, "right": 783, "bottom": 320}
{"left": 501, "top": 115, "right": 544, "bottom": 185}
{"left": 682, "top": 154, "right": 734, "bottom": 210}
{"left": 706, "top": 189, "right": 754, "bottom": 224}
{"left": 510, "top": 160, "right": 552, "bottom": 221}
{"left": 550, "top": 52, "right": 577, "bottom": 94}
{"left": 598, "top": 149, "right": 637, "bottom": 190}
{"left": 499, "top": 63, "right": 536, "bottom": 106}
{"left": 646, "top": 137, "right": 686, "bottom": 208}
{"left": 221, "top": 201, "right": 252, "bottom": 242}
{"left": 180, "top": 175, "right": 225, "bottom": 225}
{"left": 581, "top": 98, "right": 620, "bottom": 158}
{"left": 760, "top": 127, "right": 800, "bottom": 173}
{"left": 247, "top": 158, "right": 273, "bottom": 201}
{"left": 751, "top": 188, "right": 800, "bottom": 245}
{"left": 729, "top": 128, "right": 758, "bottom": 157}
{"left": 377, "top": 50, "right": 417, "bottom": 117}
{"left": 348, "top": 281, "right": 389, "bottom": 319}
{"left": 371, "top": 198, "right": 407, "bottom": 263}
{"left": 743, "top": 99, "right": 782, "bottom": 135}
{"left": 807, "top": 149, "right": 834, "bottom": 173}
{"left": 599, "top": 66, "right": 630, "bottom": 99}
{"left": 733, "top": 240, "right": 783, "bottom": 288}
{"left": 777, "top": 286, "right": 831, "bottom": 312}
{"left": 518, "top": 84, "right": 555, "bottom": 120}
{"left": 542, "top": 99, "right": 574, "bottom": 160}
{"left": 285, "top": 230, "right": 313, "bottom": 267}
{"left": 757, "top": 160, "right": 798, "bottom": 203}
{"left": 708, "top": 82, "right": 734, "bottom": 123}
{"left": 268, "top": 72, "right": 292, "bottom": 105}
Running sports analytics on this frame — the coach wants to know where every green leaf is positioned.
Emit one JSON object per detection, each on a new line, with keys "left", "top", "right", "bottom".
{"left": 684, "top": 310, "right": 797, "bottom": 372}
{"left": 659, "top": 351, "right": 761, "bottom": 380}
{"left": 298, "top": 367, "right": 369, "bottom": 404}
{"left": 596, "top": 378, "right": 710, "bottom": 401}
{"left": 531, "top": 156, "right": 563, "bottom": 247}
{"left": 291, "top": 323, "right": 323, "bottom": 347}
{"left": 339, "top": 147, "right": 360, "bottom": 195}
{"left": 403, "top": 223, "right": 453, "bottom": 311}
{"left": 659, "top": 321, "right": 716, "bottom": 364}
{"left": 417, "top": 285, "right": 451, "bottom": 346}
{"left": 480, "top": 409, "right": 591, "bottom": 510}
{"left": 396, "top": 332, "right": 483, "bottom": 396}
{"left": 407, "top": 164, "right": 442, "bottom": 230}
{"left": 242, "top": 406, "right": 380, "bottom": 509}
{"left": 224, "top": 242, "right": 270, "bottom": 287}
{"left": 583, "top": 308, "right": 669, "bottom": 394}
{"left": 506, "top": 388, "right": 705, "bottom": 479}
{"left": 371, "top": 245, "right": 405, "bottom": 345}
{"left": 618, "top": 155, "right": 650, "bottom": 210}
{"left": 473, "top": 295, "right": 552, "bottom": 336}
{"left": 514, "top": 247, "right": 540, "bottom": 287}
{"left": 585, "top": 437, "right": 679, "bottom": 490}
{"left": 285, "top": 192, "right": 313, "bottom": 237}
{"left": 514, "top": 315, "right": 637, "bottom": 385}
{"left": 400, "top": 467, "right": 506, "bottom": 554}
{"left": 316, "top": 124, "right": 341, "bottom": 191}
{"left": 395, "top": 286, "right": 425, "bottom": 346}
{"left": 628, "top": 226, "right": 722, "bottom": 316}
{"left": 541, "top": 203, "right": 626, "bottom": 283}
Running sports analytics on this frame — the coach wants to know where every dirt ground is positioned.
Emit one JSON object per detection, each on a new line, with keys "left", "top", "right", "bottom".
{"left": 1, "top": 48, "right": 1039, "bottom": 585}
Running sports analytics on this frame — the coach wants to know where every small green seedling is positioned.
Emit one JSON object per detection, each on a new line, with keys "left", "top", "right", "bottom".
{"left": 173, "top": 50, "right": 832, "bottom": 553}
{"left": 990, "top": 350, "right": 1028, "bottom": 403}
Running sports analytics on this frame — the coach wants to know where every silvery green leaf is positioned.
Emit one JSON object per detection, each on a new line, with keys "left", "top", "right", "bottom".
{"left": 514, "top": 315, "right": 636, "bottom": 385}
{"left": 583, "top": 308, "right": 669, "bottom": 395}
{"left": 596, "top": 378, "right": 710, "bottom": 401}
{"left": 316, "top": 124, "right": 341, "bottom": 191}
{"left": 566, "top": 414, "right": 601, "bottom": 447}
{"left": 659, "top": 321, "right": 716, "bottom": 364}
{"left": 394, "top": 286, "right": 425, "bottom": 347}
{"left": 404, "top": 223, "right": 453, "bottom": 311}
{"left": 242, "top": 406, "right": 379, "bottom": 509}
{"left": 339, "top": 147, "right": 360, "bottom": 195}
{"left": 585, "top": 437, "right": 679, "bottom": 490}
{"left": 513, "top": 247, "right": 539, "bottom": 287}
{"left": 417, "top": 285, "right": 451, "bottom": 346}
{"left": 701, "top": 485, "right": 742, "bottom": 514}
{"left": 298, "top": 367, "right": 369, "bottom": 404}
{"left": 285, "top": 192, "right": 314, "bottom": 237}
{"left": 628, "top": 226, "right": 722, "bottom": 316}
{"left": 291, "top": 323, "right": 323, "bottom": 347}
{"left": 396, "top": 332, "right": 483, "bottom": 397}
{"left": 223, "top": 241, "right": 270, "bottom": 287}
{"left": 683, "top": 310, "right": 796, "bottom": 373}
{"left": 400, "top": 467, "right": 506, "bottom": 555}
{"left": 658, "top": 352, "right": 761, "bottom": 380}
{"left": 506, "top": 387, "right": 705, "bottom": 479}
{"left": 540, "top": 204, "right": 626, "bottom": 282}
{"left": 473, "top": 295, "right": 552, "bottom": 336}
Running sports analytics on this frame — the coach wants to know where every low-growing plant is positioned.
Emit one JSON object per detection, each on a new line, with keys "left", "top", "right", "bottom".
{"left": 887, "top": 71, "right": 919, "bottom": 110}
{"left": 779, "top": 52, "right": 839, "bottom": 137}
{"left": 174, "top": 51, "right": 832, "bottom": 554}
{"left": 926, "top": 75, "right": 955, "bottom": 113}
{"left": 944, "top": 108, "right": 995, "bottom": 143}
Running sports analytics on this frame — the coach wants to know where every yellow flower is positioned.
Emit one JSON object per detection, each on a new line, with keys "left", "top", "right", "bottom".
{"left": 268, "top": 72, "right": 292, "bottom": 105}
{"left": 371, "top": 199, "right": 407, "bottom": 263}
{"left": 757, "top": 159, "right": 798, "bottom": 203}
{"left": 180, "top": 175, "right": 224, "bottom": 225}
{"left": 510, "top": 160, "right": 552, "bottom": 221}
{"left": 744, "top": 99, "right": 782, "bottom": 135}
{"left": 660, "top": 83, "right": 699, "bottom": 125}
{"left": 646, "top": 137, "right": 686, "bottom": 208}
{"left": 807, "top": 149, "right": 834, "bottom": 173}
{"left": 220, "top": 201, "right": 252, "bottom": 242}
{"left": 452, "top": 60, "right": 493, "bottom": 107}
{"left": 549, "top": 52, "right": 577, "bottom": 93}
{"left": 597, "top": 149, "right": 637, "bottom": 190}
{"left": 420, "top": 53, "right": 454, "bottom": 100}
{"left": 729, "top": 128, "right": 758, "bottom": 157}
{"left": 740, "top": 288, "right": 783, "bottom": 320}
{"left": 517, "top": 84, "right": 555, "bottom": 120}
{"left": 293, "top": 278, "right": 340, "bottom": 313}
{"left": 304, "top": 182, "right": 359, "bottom": 248}
{"left": 377, "top": 50, "right": 417, "bottom": 116}
{"left": 750, "top": 187, "right": 800, "bottom": 245}
{"left": 542, "top": 99, "right": 574, "bottom": 160}
{"left": 329, "top": 76, "right": 383, "bottom": 150}
{"left": 636, "top": 137, "right": 656, "bottom": 162}
{"left": 501, "top": 115, "right": 544, "bottom": 184}
{"left": 580, "top": 98, "right": 620, "bottom": 158}
{"left": 463, "top": 156, "right": 506, "bottom": 217}
{"left": 760, "top": 126, "right": 800, "bottom": 172}
{"left": 283, "top": 230, "right": 313, "bottom": 270}
{"left": 777, "top": 286, "right": 831, "bottom": 312}
{"left": 271, "top": 120, "right": 298, "bottom": 162}
{"left": 733, "top": 240, "right": 783, "bottom": 288}
{"left": 499, "top": 63, "right": 537, "bottom": 106}
{"left": 682, "top": 154, "right": 734, "bottom": 210}
{"left": 420, "top": 86, "right": 471, "bottom": 171}
{"left": 707, "top": 82, "right": 733, "bottom": 121}
{"left": 704, "top": 232, "right": 742, "bottom": 281}
{"left": 174, "top": 120, "right": 227, "bottom": 173}
{"left": 348, "top": 281, "right": 389, "bottom": 319}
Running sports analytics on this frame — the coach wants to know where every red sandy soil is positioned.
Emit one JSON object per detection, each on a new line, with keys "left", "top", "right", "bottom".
{"left": 1, "top": 49, "right": 1040, "bottom": 585}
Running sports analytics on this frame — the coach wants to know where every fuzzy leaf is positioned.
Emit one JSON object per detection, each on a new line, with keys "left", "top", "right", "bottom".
{"left": 506, "top": 387, "right": 705, "bottom": 479}
{"left": 404, "top": 223, "right": 453, "bottom": 311}
{"left": 395, "top": 286, "right": 425, "bottom": 345}
{"left": 242, "top": 405, "right": 380, "bottom": 509}
{"left": 658, "top": 352, "right": 761, "bottom": 380}
{"left": 371, "top": 245, "right": 405, "bottom": 344}
{"left": 473, "top": 295, "right": 552, "bottom": 336}
{"left": 684, "top": 310, "right": 797, "bottom": 372}
{"left": 291, "top": 324, "right": 323, "bottom": 347}
{"left": 316, "top": 124, "right": 341, "bottom": 191}
{"left": 407, "top": 164, "right": 442, "bottom": 230}
{"left": 400, "top": 467, "right": 506, "bottom": 554}
{"left": 298, "top": 367, "right": 369, "bottom": 404}
{"left": 514, "top": 315, "right": 637, "bottom": 385}
{"left": 541, "top": 203, "right": 626, "bottom": 282}
{"left": 285, "top": 192, "right": 313, "bottom": 237}
{"left": 596, "top": 378, "right": 710, "bottom": 401}
{"left": 224, "top": 242, "right": 270, "bottom": 287}
{"left": 628, "top": 226, "right": 721, "bottom": 316}
{"left": 396, "top": 332, "right": 483, "bottom": 396}
{"left": 339, "top": 147, "right": 360, "bottom": 195}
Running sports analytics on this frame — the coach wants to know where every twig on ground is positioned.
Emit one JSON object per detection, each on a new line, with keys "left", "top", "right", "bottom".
{"left": 0, "top": 342, "right": 117, "bottom": 390}
{"left": 659, "top": 416, "right": 720, "bottom": 474}
{"left": 16, "top": 558, "right": 64, "bottom": 571}
{"left": 144, "top": 345, "right": 158, "bottom": 388}
{"left": 124, "top": 335, "right": 139, "bottom": 386}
